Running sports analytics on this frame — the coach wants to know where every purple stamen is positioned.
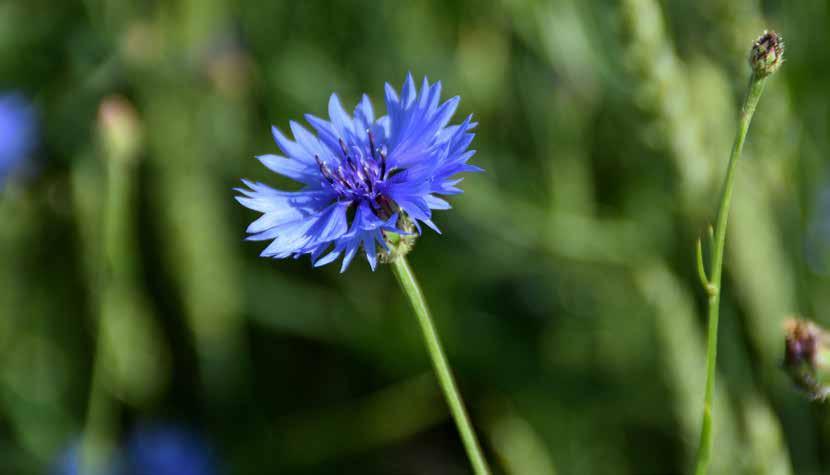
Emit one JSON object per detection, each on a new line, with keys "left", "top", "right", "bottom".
{"left": 368, "top": 130, "right": 377, "bottom": 160}
{"left": 338, "top": 138, "right": 350, "bottom": 161}
{"left": 315, "top": 155, "right": 335, "bottom": 184}
{"left": 316, "top": 133, "right": 395, "bottom": 200}
{"left": 379, "top": 148, "right": 388, "bottom": 179}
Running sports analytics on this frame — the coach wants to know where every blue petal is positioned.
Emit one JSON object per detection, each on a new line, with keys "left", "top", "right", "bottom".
{"left": 235, "top": 180, "right": 331, "bottom": 214}
{"left": 290, "top": 120, "right": 334, "bottom": 162}
{"left": 339, "top": 242, "right": 360, "bottom": 273}
{"left": 314, "top": 248, "right": 341, "bottom": 267}
{"left": 258, "top": 201, "right": 347, "bottom": 258}
{"left": 303, "top": 113, "right": 341, "bottom": 154}
{"left": 364, "top": 234, "right": 378, "bottom": 270}
{"left": 424, "top": 195, "right": 451, "bottom": 210}
{"left": 328, "top": 93, "right": 355, "bottom": 139}
{"left": 400, "top": 73, "right": 417, "bottom": 109}
{"left": 256, "top": 154, "right": 319, "bottom": 185}
{"left": 271, "top": 125, "right": 315, "bottom": 165}
{"left": 384, "top": 83, "right": 400, "bottom": 130}
{"left": 299, "top": 201, "right": 351, "bottom": 252}
{"left": 353, "top": 94, "right": 375, "bottom": 133}
{"left": 322, "top": 201, "right": 402, "bottom": 272}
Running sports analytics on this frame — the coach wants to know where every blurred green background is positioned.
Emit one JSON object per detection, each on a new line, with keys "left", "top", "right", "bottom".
{"left": 1, "top": 0, "right": 829, "bottom": 473}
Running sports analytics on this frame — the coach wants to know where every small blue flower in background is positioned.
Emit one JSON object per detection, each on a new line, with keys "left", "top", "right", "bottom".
{"left": 0, "top": 92, "right": 37, "bottom": 186}
{"left": 50, "top": 426, "right": 218, "bottom": 475}
{"left": 236, "top": 74, "right": 480, "bottom": 271}
{"left": 126, "top": 424, "right": 218, "bottom": 475}
{"left": 805, "top": 184, "right": 830, "bottom": 275}
{"left": 49, "top": 443, "right": 126, "bottom": 475}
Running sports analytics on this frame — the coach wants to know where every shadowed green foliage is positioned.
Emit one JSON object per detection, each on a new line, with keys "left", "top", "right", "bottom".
{"left": 0, "top": 1, "right": 826, "bottom": 474}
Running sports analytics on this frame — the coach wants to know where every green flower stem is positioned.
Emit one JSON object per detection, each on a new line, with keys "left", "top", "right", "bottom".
{"left": 81, "top": 157, "right": 132, "bottom": 473}
{"left": 81, "top": 324, "right": 117, "bottom": 473}
{"left": 693, "top": 73, "right": 768, "bottom": 475}
{"left": 81, "top": 130, "right": 138, "bottom": 472}
{"left": 391, "top": 256, "right": 491, "bottom": 475}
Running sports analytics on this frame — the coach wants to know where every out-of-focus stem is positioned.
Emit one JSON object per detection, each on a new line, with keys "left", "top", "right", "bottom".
{"left": 81, "top": 151, "right": 134, "bottom": 472}
{"left": 81, "top": 320, "right": 117, "bottom": 473}
{"left": 81, "top": 97, "right": 147, "bottom": 471}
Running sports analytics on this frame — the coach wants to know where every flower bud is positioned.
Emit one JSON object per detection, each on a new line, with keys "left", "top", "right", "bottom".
{"left": 783, "top": 318, "right": 830, "bottom": 400}
{"left": 750, "top": 30, "right": 784, "bottom": 78}
{"left": 98, "top": 95, "right": 143, "bottom": 164}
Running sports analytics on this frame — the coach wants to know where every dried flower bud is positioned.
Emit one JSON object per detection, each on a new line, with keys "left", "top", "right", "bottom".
{"left": 783, "top": 318, "right": 830, "bottom": 400}
{"left": 204, "top": 33, "right": 253, "bottom": 99}
{"left": 98, "top": 95, "right": 143, "bottom": 164}
{"left": 750, "top": 30, "right": 784, "bottom": 78}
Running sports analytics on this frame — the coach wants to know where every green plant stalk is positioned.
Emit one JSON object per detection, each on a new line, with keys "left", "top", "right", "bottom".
{"left": 694, "top": 73, "right": 768, "bottom": 475}
{"left": 391, "top": 256, "right": 491, "bottom": 475}
{"left": 81, "top": 323, "right": 117, "bottom": 472}
{"left": 82, "top": 153, "right": 135, "bottom": 471}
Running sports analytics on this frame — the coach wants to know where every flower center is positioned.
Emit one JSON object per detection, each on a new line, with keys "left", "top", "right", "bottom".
{"left": 315, "top": 130, "right": 389, "bottom": 202}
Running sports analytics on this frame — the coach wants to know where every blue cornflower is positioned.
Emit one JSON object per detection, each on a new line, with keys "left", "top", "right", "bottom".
{"left": 805, "top": 184, "right": 830, "bottom": 275}
{"left": 236, "top": 74, "right": 480, "bottom": 271}
{"left": 51, "top": 426, "right": 218, "bottom": 475}
{"left": 126, "top": 424, "right": 218, "bottom": 475}
{"left": 0, "top": 92, "right": 37, "bottom": 186}
{"left": 49, "top": 442, "right": 126, "bottom": 475}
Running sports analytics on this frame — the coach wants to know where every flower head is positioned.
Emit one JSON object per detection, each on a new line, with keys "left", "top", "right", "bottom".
{"left": 51, "top": 425, "right": 218, "bottom": 475}
{"left": 98, "top": 95, "right": 143, "bottom": 164}
{"left": 750, "top": 30, "right": 784, "bottom": 78}
{"left": 805, "top": 192, "right": 830, "bottom": 275}
{"left": 236, "top": 74, "right": 479, "bottom": 271}
{"left": 127, "top": 424, "right": 218, "bottom": 475}
{"left": 50, "top": 442, "right": 126, "bottom": 475}
{"left": 783, "top": 318, "right": 830, "bottom": 400}
{"left": 0, "top": 92, "right": 37, "bottom": 186}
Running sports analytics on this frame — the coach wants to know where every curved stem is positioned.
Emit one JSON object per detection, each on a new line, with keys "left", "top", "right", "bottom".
{"left": 390, "top": 256, "right": 491, "bottom": 475}
{"left": 693, "top": 74, "right": 768, "bottom": 475}
{"left": 695, "top": 239, "right": 709, "bottom": 290}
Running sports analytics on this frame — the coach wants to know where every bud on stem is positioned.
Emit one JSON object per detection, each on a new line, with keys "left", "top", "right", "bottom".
{"left": 98, "top": 95, "right": 143, "bottom": 164}
{"left": 692, "top": 29, "right": 785, "bottom": 475}
{"left": 750, "top": 31, "right": 784, "bottom": 78}
{"left": 783, "top": 318, "right": 830, "bottom": 400}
